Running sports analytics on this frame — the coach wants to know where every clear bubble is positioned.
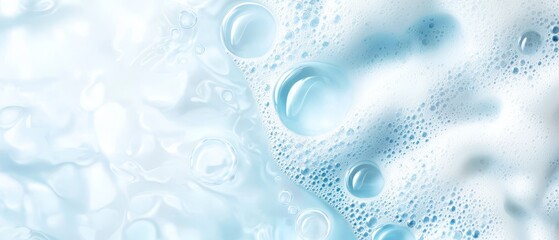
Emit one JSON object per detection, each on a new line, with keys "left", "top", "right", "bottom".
{"left": 195, "top": 44, "right": 205, "bottom": 55}
{"left": 372, "top": 224, "right": 415, "bottom": 240}
{"left": 288, "top": 205, "right": 300, "bottom": 214}
{"left": 346, "top": 162, "right": 384, "bottom": 198}
{"left": 518, "top": 31, "right": 542, "bottom": 55}
{"left": 310, "top": 17, "right": 320, "bottom": 27}
{"left": 179, "top": 10, "right": 197, "bottom": 29}
{"left": 190, "top": 138, "right": 238, "bottom": 185}
{"left": 273, "top": 62, "right": 352, "bottom": 136}
{"left": 278, "top": 190, "right": 292, "bottom": 204}
{"left": 221, "top": 90, "right": 234, "bottom": 102}
{"left": 221, "top": 3, "right": 276, "bottom": 58}
{"left": 296, "top": 209, "right": 331, "bottom": 240}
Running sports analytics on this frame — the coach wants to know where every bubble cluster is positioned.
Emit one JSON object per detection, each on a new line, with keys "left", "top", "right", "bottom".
{"left": 235, "top": 0, "right": 559, "bottom": 239}
{"left": 4, "top": 0, "right": 559, "bottom": 239}
{"left": 408, "top": 13, "right": 458, "bottom": 50}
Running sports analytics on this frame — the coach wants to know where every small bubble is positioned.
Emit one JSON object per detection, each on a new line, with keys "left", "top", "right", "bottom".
{"left": 221, "top": 90, "right": 234, "bottom": 102}
{"left": 170, "top": 28, "right": 181, "bottom": 39}
{"left": 296, "top": 209, "right": 331, "bottom": 240}
{"left": 366, "top": 217, "right": 378, "bottom": 227}
{"left": 372, "top": 224, "right": 415, "bottom": 240}
{"left": 273, "top": 62, "right": 352, "bottom": 136}
{"left": 288, "top": 205, "right": 300, "bottom": 214}
{"left": 310, "top": 17, "right": 320, "bottom": 27}
{"left": 518, "top": 31, "right": 541, "bottom": 55}
{"left": 190, "top": 138, "right": 238, "bottom": 185}
{"left": 278, "top": 190, "right": 292, "bottom": 205}
{"left": 195, "top": 44, "right": 205, "bottom": 54}
{"left": 333, "top": 15, "right": 341, "bottom": 24}
{"left": 179, "top": 10, "right": 197, "bottom": 29}
{"left": 346, "top": 162, "right": 384, "bottom": 198}
{"left": 285, "top": 31, "right": 294, "bottom": 40}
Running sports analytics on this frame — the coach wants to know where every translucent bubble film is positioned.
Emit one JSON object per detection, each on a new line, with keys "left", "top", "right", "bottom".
{"left": 1, "top": 0, "right": 559, "bottom": 239}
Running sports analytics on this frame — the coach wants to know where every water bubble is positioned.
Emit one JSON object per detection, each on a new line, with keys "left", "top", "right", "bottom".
{"left": 366, "top": 217, "right": 378, "bottom": 227}
{"left": 273, "top": 62, "right": 352, "bottom": 136}
{"left": 195, "top": 44, "right": 205, "bottom": 55}
{"left": 372, "top": 224, "right": 415, "bottom": 240}
{"left": 221, "top": 3, "right": 276, "bottom": 58}
{"left": 278, "top": 190, "right": 292, "bottom": 204}
{"left": 179, "top": 10, "right": 197, "bottom": 29}
{"left": 346, "top": 162, "right": 384, "bottom": 198}
{"left": 310, "top": 17, "right": 320, "bottom": 27}
{"left": 518, "top": 31, "right": 541, "bottom": 55}
{"left": 0, "top": 106, "right": 24, "bottom": 129}
{"left": 296, "top": 209, "right": 331, "bottom": 240}
{"left": 190, "top": 138, "right": 238, "bottom": 185}
{"left": 221, "top": 90, "right": 234, "bottom": 102}
{"left": 288, "top": 205, "right": 300, "bottom": 214}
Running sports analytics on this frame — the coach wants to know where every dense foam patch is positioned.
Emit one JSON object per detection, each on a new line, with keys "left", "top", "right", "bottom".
{"left": 234, "top": 0, "right": 559, "bottom": 239}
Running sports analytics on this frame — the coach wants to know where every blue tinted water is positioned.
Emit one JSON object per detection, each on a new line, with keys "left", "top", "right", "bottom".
{"left": 2, "top": 0, "right": 559, "bottom": 239}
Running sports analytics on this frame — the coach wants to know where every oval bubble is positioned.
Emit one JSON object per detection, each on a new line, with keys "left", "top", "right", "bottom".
{"left": 346, "top": 162, "right": 384, "bottom": 198}
{"left": 518, "top": 31, "right": 541, "bottom": 55}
